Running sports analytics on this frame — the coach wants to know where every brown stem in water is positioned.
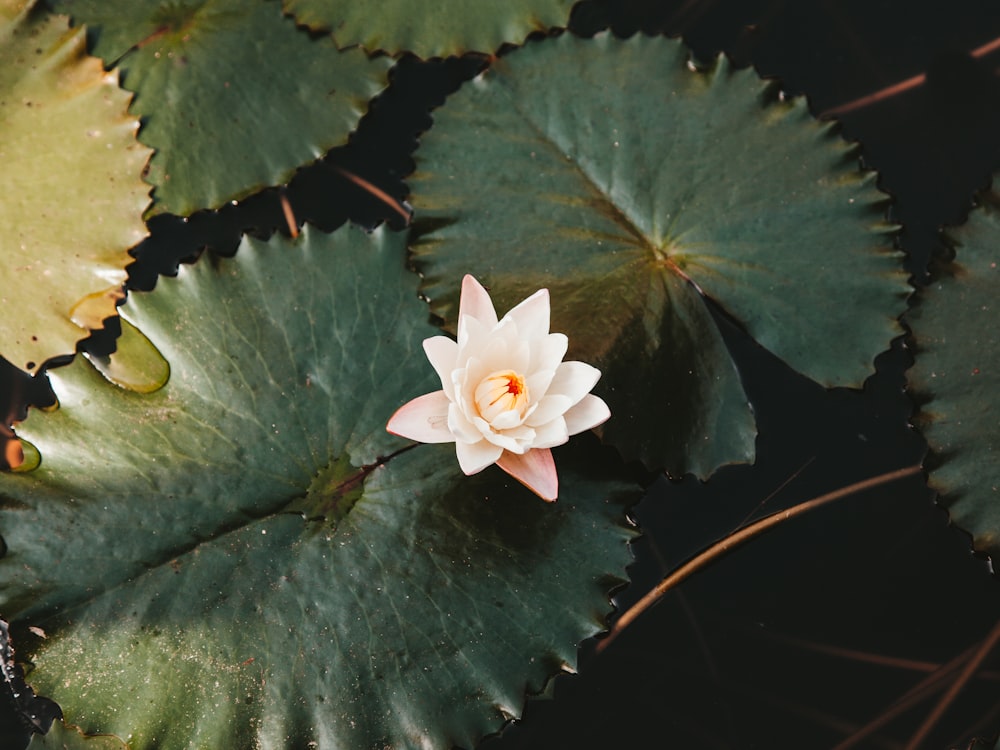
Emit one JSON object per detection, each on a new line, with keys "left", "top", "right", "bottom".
{"left": 903, "top": 617, "right": 1000, "bottom": 750}
{"left": 333, "top": 165, "right": 411, "bottom": 223}
{"left": 280, "top": 192, "right": 299, "bottom": 238}
{"left": 821, "top": 32, "right": 1000, "bottom": 118}
{"left": 764, "top": 630, "right": 1000, "bottom": 681}
{"left": 596, "top": 465, "right": 922, "bottom": 654}
{"left": 832, "top": 643, "right": 976, "bottom": 750}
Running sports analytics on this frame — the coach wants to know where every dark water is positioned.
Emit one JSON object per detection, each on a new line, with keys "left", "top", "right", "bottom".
{"left": 3, "top": 1, "right": 1000, "bottom": 748}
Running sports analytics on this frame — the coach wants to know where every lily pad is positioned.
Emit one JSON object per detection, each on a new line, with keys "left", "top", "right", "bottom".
{"left": 908, "top": 196, "right": 1000, "bottom": 560}
{"left": 27, "top": 721, "right": 126, "bottom": 750}
{"left": 83, "top": 317, "right": 170, "bottom": 393}
{"left": 51, "top": 0, "right": 392, "bottom": 217}
{"left": 281, "top": 0, "right": 575, "bottom": 58}
{"left": 409, "top": 32, "right": 909, "bottom": 477}
{"left": 0, "top": 0, "right": 150, "bottom": 373}
{"left": 0, "top": 225, "right": 637, "bottom": 749}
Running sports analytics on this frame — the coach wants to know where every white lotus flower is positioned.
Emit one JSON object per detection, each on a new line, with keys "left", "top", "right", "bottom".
{"left": 387, "top": 275, "right": 610, "bottom": 501}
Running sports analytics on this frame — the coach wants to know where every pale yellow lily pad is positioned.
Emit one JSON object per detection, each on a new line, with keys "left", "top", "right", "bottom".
{"left": 0, "top": 1, "right": 151, "bottom": 372}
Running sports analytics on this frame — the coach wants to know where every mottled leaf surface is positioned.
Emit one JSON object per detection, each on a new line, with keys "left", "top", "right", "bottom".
{"left": 282, "top": 0, "right": 574, "bottom": 58}
{"left": 52, "top": 0, "right": 391, "bottom": 216}
{"left": 27, "top": 721, "right": 126, "bottom": 750}
{"left": 410, "top": 33, "right": 909, "bottom": 476}
{"left": 0, "top": 0, "right": 150, "bottom": 372}
{"left": 0, "top": 226, "right": 636, "bottom": 749}
{"left": 909, "top": 198, "right": 1000, "bottom": 560}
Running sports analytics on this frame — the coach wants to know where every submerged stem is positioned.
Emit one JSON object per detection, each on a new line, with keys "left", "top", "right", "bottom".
{"left": 903, "top": 618, "right": 1000, "bottom": 750}
{"left": 596, "top": 465, "right": 922, "bottom": 654}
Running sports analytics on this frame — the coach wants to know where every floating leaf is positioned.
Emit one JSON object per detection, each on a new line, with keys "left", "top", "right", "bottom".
{"left": 908, "top": 196, "right": 1000, "bottom": 560}
{"left": 410, "top": 32, "right": 909, "bottom": 477}
{"left": 281, "top": 0, "right": 574, "bottom": 58}
{"left": 0, "top": 0, "right": 150, "bottom": 372}
{"left": 0, "top": 225, "right": 637, "bottom": 749}
{"left": 0, "top": 0, "right": 29, "bottom": 23}
{"left": 27, "top": 721, "right": 126, "bottom": 750}
{"left": 51, "top": 0, "right": 392, "bottom": 216}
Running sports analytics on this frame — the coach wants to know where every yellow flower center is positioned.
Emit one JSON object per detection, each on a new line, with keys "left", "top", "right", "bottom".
{"left": 474, "top": 370, "right": 530, "bottom": 424}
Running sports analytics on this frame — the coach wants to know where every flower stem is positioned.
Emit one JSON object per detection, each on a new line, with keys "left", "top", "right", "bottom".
{"left": 902, "top": 617, "right": 1000, "bottom": 750}
{"left": 596, "top": 464, "right": 923, "bottom": 654}
{"left": 821, "top": 32, "right": 1000, "bottom": 118}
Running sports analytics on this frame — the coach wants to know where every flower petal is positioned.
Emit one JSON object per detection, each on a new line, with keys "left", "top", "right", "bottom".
{"left": 479, "top": 423, "right": 525, "bottom": 453}
{"left": 490, "top": 409, "right": 524, "bottom": 430}
{"left": 459, "top": 275, "right": 498, "bottom": 331}
{"left": 386, "top": 391, "right": 454, "bottom": 444}
{"left": 528, "top": 333, "right": 568, "bottom": 383}
{"left": 501, "top": 423, "right": 537, "bottom": 444}
{"left": 457, "top": 315, "right": 493, "bottom": 360}
{"left": 563, "top": 394, "right": 611, "bottom": 436}
{"left": 448, "top": 402, "right": 483, "bottom": 444}
{"left": 470, "top": 333, "right": 512, "bottom": 375}
{"left": 501, "top": 287, "right": 550, "bottom": 339}
{"left": 508, "top": 337, "right": 531, "bottom": 374}
{"left": 525, "top": 394, "right": 573, "bottom": 427}
{"left": 530, "top": 415, "right": 569, "bottom": 449}
{"left": 496, "top": 448, "right": 558, "bottom": 501}
{"left": 423, "top": 336, "right": 458, "bottom": 400}
{"left": 525, "top": 368, "right": 556, "bottom": 402}
{"left": 547, "top": 361, "right": 601, "bottom": 406}
{"left": 456, "top": 439, "right": 503, "bottom": 475}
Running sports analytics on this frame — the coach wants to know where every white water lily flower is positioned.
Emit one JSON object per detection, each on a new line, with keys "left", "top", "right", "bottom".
{"left": 387, "top": 275, "right": 610, "bottom": 501}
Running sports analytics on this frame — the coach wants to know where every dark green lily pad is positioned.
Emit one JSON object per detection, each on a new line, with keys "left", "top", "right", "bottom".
{"left": 51, "top": 0, "right": 392, "bottom": 216}
{"left": 281, "top": 0, "right": 574, "bottom": 58}
{"left": 908, "top": 196, "right": 1000, "bottom": 560}
{"left": 0, "top": 225, "right": 637, "bottom": 749}
{"left": 410, "top": 32, "right": 909, "bottom": 477}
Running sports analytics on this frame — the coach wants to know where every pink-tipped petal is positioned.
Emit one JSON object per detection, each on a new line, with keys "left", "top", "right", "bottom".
{"left": 497, "top": 448, "right": 558, "bottom": 501}
{"left": 547, "top": 361, "right": 601, "bottom": 406}
{"left": 502, "top": 287, "right": 550, "bottom": 339}
{"left": 386, "top": 391, "right": 454, "bottom": 443}
{"left": 456, "top": 439, "right": 503, "bottom": 475}
{"left": 423, "top": 336, "right": 458, "bottom": 400}
{"left": 563, "top": 394, "right": 611, "bottom": 436}
{"left": 459, "top": 275, "right": 498, "bottom": 330}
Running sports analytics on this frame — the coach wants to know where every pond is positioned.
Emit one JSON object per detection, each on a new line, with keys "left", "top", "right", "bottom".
{"left": 1, "top": 1, "right": 999, "bottom": 748}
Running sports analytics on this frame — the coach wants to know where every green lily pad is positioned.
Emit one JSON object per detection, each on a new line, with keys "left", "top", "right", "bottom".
{"left": 83, "top": 318, "right": 170, "bottom": 393}
{"left": 0, "top": 0, "right": 150, "bottom": 373}
{"left": 409, "top": 32, "right": 909, "bottom": 477}
{"left": 0, "top": 225, "right": 637, "bottom": 749}
{"left": 281, "top": 0, "right": 575, "bottom": 58}
{"left": 27, "top": 722, "right": 126, "bottom": 750}
{"left": 51, "top": 0, "right": 392, "bottom": 217}
{"left": 908, "top": 196, "right": 1000, "bottom": 560}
